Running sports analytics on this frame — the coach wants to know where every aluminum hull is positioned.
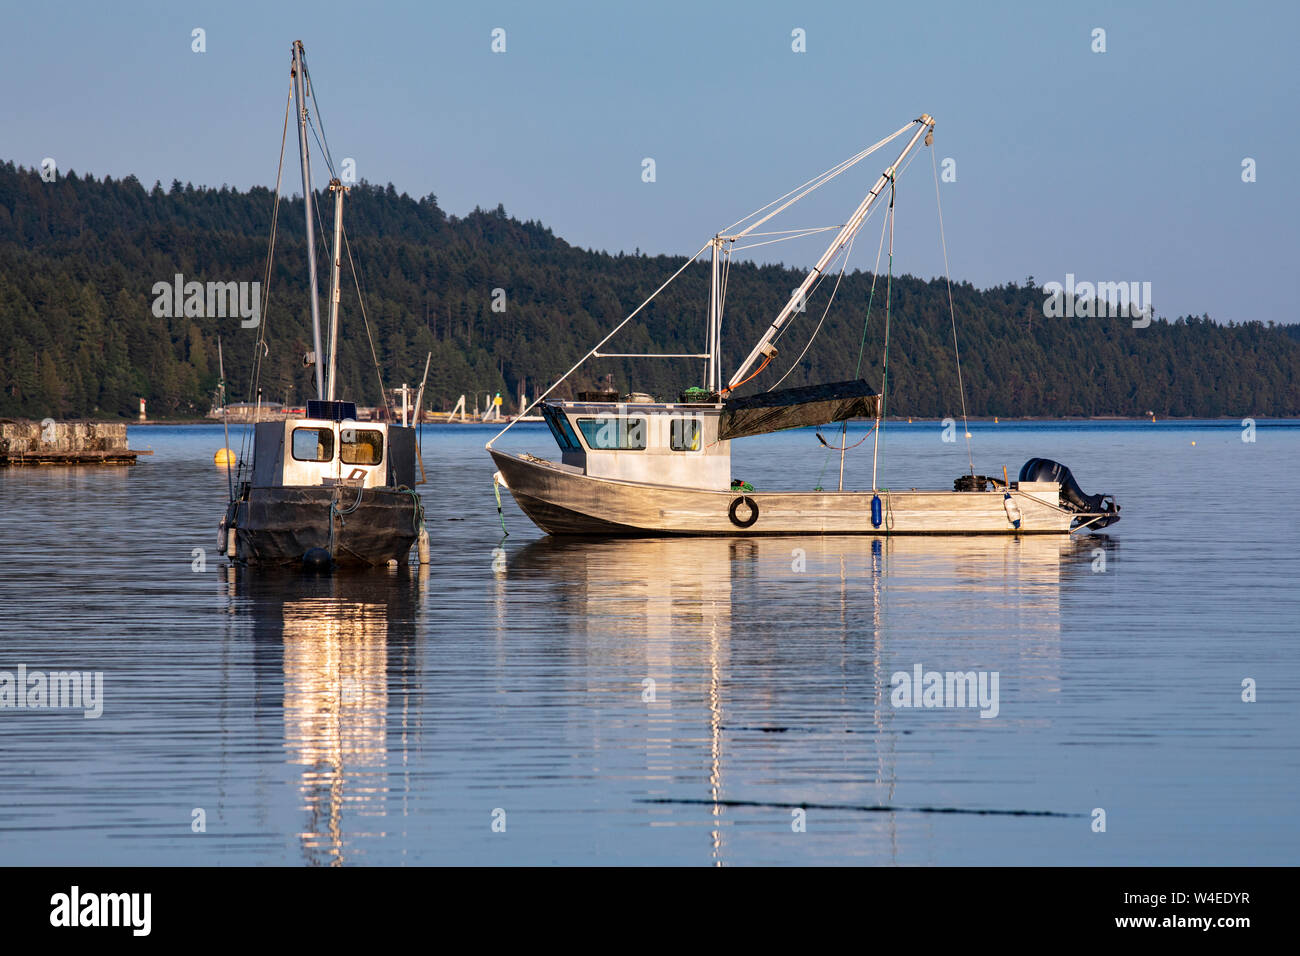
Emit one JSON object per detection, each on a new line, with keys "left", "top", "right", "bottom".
{"left": 489, "top": 450, "right": 1078, "bottom": 536}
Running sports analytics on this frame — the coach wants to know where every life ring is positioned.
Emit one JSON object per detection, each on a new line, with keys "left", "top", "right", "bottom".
{"left": 728, "top": 495, "right": 759, "bottom": 528}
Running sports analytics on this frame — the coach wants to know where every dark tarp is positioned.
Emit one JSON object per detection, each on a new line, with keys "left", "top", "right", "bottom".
{"left": 718, "top": 379, "right": 880, "bottom": 441}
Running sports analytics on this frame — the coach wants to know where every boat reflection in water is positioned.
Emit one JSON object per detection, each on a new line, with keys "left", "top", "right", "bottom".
{"left": 503, "top": 533, "right": 1110, "bottom": 865}
{"left": 228, "top": 567, "right": 425, "bottom": 865}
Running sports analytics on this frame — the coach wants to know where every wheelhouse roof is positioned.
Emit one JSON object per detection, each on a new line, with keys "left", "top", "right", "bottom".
{"left": 547, "top": 400, "right": 723, "bottom": 414}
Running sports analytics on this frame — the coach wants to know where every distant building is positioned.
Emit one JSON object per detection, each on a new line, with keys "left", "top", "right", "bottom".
{"left": 209, "top": 402, "right": 286, "bottom": 423}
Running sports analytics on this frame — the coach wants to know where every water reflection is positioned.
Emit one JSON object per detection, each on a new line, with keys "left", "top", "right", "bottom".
{"left": 506, "top": 534, "right": 1098, "bottom": 864}
{"left": 226, "top": 568, "right": 425, "bottom": 865}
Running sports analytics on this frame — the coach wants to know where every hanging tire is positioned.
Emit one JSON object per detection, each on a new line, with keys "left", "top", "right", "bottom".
{"left": 728, "top": 495, "right": 759, "bottom": 528}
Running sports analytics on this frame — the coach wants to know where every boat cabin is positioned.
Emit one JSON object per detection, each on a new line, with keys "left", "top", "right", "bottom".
{"left": 251, "top": 400, "right": 416, "bottom": 489}
{"left": 540, "top": 399, "right": 731, "bottom": 491}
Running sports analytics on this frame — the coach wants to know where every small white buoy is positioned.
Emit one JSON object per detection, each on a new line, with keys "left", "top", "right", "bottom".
{"left": 1002, "top": 465, "right": 1021, "bottom": 529}
{"left": 1003, "top": 493, "right": 1022, "bottom": 529}
{"left": 417, "top": 524, "right": 430, "bottom": 564}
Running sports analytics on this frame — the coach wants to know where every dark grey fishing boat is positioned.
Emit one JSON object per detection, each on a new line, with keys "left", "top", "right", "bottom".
{"left": 217, "top": 42, "right": 426, "bottom": 568}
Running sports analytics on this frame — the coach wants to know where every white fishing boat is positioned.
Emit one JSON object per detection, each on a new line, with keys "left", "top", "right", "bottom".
{"left": 219, "top": 41, "right": 426, "bottom": 568}
{"left": 487, "top": 114, "right": 1119, "bottom": 536}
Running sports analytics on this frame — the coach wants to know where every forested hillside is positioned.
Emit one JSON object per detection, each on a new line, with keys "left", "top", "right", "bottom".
{"left": 1, "top": 160, "right": 1296, "bottom": 419}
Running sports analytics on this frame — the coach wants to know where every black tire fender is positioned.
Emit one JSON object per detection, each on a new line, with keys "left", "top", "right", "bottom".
{"left": 728, "top": 495, "right": 759, "bottom": 528}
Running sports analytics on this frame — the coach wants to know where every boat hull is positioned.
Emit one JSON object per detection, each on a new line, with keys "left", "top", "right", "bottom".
{"left": 231, "top": 486, "right": 422, "bottom": 566}
{"left": 490, "top": 450, "right": 1077, "bottom": 536}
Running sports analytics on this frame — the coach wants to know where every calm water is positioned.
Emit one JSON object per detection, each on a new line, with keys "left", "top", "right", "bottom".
{"left": 0, "top": 420, "right": 1296, "bottom": 865}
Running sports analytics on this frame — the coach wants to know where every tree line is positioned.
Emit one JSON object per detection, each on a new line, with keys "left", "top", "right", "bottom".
{"left": 1, "top": 159, "right": 1296, "bottom": 420}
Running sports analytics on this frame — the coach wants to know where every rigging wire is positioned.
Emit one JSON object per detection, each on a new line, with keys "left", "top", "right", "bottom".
{"left": 487, "top": 121, "right": 926, "bottom": 449}
{"left": 300, "top": 57, "right": 339, "bottom": 179}
{"left": 817, "top": 423, "right": 876, "bottom": 451}
{"left": 341, "top": 226, "right": 395, "bottom": 420}
{"left": 714, "top": 240, "right": 733, "bottom": 389}
{"left": 854, "top": 186, "right": 892, "bottom": 377}
{"left": 720, "top": 123, "right": 913, "bottom": 237}
{"left": 829, "top": 186, "right": 893, "bottom": 490}
{"left": 305, "top": 164, "right": 391, "bottom": 419}
{"left": 733, "top": 226, "right": 845, "bottom": 238}
{"left": 871, "top": 179, "right": 896, "bottom": 492}
{"left": 745, "top": 144, "right": 922, "bottom": 395}
{"left": 931, "top": 147, "right": 975, "bottom": 476}
{"left": 730, "top": 226, "right": 843, "bottom": 252}
{"left": 833, "top": 147, "right": 924, "bottom": 488}
{"left": 237, "top": 77, "right": 294, "bottom": 489}
{"left": 767, "top": 232, "right": 856, "bottom": 391}
{"left": 308, "top": 119, "right": 337, "bottom": 184}
{"left": 302, "top": 55, "right": 391, "bottom": 419}
{"left": 486, "top": 239, "right": 714, "bottom": 448}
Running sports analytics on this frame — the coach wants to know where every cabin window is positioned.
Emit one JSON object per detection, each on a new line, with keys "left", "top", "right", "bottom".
{"left": 542, "top": 407, "right": 581, "bottom": 452}
{"left": 576, "top": 416, "right": 647, "bottom": 450}
{"left": 341, "top": 428, "right": 384, "bottom": 465}
{"left": 670, "top": 417, "right": 702, "bottom": 451}
{"left": 292, "top": 427, "right": 334, "bottom": 462}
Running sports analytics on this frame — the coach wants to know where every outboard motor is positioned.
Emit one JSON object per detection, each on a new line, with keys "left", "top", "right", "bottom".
{"left": 1019, "top": 458, "right": 1120, "bottom": 529}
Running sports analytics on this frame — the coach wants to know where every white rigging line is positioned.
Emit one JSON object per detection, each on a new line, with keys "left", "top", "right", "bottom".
{"left": 736, "top": 226, "right": 845, "bottom": 238}
{"left": 237, "top": 78, "right": 294, "bottom": 482}
{"left": 731, "top": 226, "right": 843, "bottom": 253}
{"left": 341, "top": 226, "right": 395, "bottom": 419}
{"left": 755, "top": 143, "right": 924, "bottom": 392}
{"left": 301, "top": 57, "right": 339, "bottom": 179}
{"left": 715, "top": 243, "right": 732, "bottom": 381}
{"left": 767, "top": 232, "right": 856, "bottom": 391}
{"left": 487, "top": 121, "right": 921, "bottom": 447}
{"left": 720, "top": 122, "right": 914, "bottom": 239}
{"left": 931, "top": 147, "right": 974, "bottom": 476}
{"left": 486, "top": 240, "right": 714, "bottom": 449}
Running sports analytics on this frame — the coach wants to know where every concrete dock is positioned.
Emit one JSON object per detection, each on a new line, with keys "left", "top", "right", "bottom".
{"left": 0, "top": 421, "right": 150, "bottom": 466}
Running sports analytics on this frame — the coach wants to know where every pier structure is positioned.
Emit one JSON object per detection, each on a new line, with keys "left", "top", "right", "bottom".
{"left": 0, "top": 421, "right": 150, "bottom": 466}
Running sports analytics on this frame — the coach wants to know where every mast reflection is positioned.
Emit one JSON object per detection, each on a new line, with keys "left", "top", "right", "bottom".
{"left": 231, "top": 567, "right": 423, "bottom": 865}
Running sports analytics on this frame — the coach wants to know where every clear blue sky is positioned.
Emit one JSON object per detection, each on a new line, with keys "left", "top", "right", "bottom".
{"left": 4, "top": 0, "right": 1296, "bottom": 325}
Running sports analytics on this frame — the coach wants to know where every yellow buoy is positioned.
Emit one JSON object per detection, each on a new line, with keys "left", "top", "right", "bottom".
{"left": 1190, "top": 441, "right": 1196, "bottom": 446}
{"left": 214, "top": 448, "right": 235, "bottom": 466}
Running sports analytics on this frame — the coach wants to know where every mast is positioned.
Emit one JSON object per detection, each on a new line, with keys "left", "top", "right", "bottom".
{"left": 706, "top": 235, "right": 722, "bottom": 392}
{"left": 727, "top": 114, "right": 934, "bottom": 391}
{"left": 291, "top": 40, "right": 325, "bottom": 401}
{"left": 325, "top": 178, "right": 347, "bottom": 400}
